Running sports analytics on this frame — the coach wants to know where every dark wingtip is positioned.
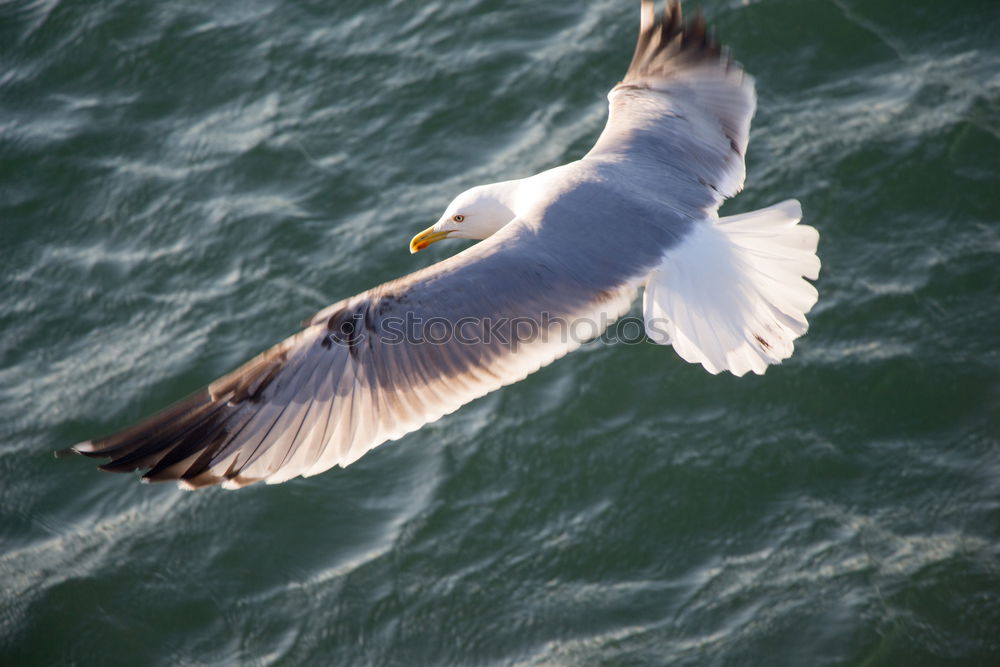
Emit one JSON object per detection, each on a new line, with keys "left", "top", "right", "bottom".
{"left": 622, "top": 0, "right": 725, "bottom": 85}
{"left": 54, "top": 445, "right": 82, "bottom": 459}
{"left": 60, "top": 338, "right": 296, "bottom": 489}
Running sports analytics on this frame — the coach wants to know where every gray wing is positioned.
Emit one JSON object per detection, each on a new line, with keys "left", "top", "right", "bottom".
{"left": 68, "top": 215, "right": 650, "bottom": 489}
{"left": 586, "top": 0, "right": 756, "bottom": 215}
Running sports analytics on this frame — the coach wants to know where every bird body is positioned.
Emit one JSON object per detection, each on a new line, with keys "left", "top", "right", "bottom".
{"left": 63, "top": 1, "right": 820, "bottom": 489}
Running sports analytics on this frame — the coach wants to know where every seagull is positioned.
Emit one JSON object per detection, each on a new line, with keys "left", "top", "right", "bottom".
{"left": 62, "top": 1, "right": 820, "bottom": 489}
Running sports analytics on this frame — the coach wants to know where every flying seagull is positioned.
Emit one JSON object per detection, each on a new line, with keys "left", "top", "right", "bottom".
{"left": 62, "top": 1, "right": 820, "bottom": 489}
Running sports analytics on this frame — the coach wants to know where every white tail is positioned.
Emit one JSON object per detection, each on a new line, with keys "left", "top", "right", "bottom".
{"left": 642, "top": 200, "right": 820, "bottom": 376}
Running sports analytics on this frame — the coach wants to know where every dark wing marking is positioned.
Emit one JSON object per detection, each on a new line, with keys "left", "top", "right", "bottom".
{"left": 65, "top": 216, "right": 650, "bottom": 489}
{"left": 587, "top": 0, "right": 756, "bottom": 214}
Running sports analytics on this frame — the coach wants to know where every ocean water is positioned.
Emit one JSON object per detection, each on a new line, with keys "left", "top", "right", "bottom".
{"left": 2, "top": 0, "right": 998, "bottom": 664}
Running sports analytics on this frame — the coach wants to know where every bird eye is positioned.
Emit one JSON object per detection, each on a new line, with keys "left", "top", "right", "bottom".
{"left": 452, "top": 214, "right": 465, "bottom": 223}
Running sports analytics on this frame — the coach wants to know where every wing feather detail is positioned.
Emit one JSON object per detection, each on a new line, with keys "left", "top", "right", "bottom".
{"left": 587, "top": 0, "right": 756, "bottom": 214}
{"left": 68, "top": 227, "right": 644, "bottom": 489}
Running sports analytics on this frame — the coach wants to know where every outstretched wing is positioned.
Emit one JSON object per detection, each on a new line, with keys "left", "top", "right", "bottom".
{"left": 67, "top": 219, "right": 646, "bottom": 489}
{"left": 587, "top": 0, "right": 756, "bottom": 215}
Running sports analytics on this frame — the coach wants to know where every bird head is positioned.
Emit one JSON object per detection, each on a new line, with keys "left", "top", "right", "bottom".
{"left": 410, "top": 184, "right": 517, "bottom": 253}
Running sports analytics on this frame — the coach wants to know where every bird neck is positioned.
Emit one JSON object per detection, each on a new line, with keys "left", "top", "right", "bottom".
{"left": 479, "top": 178, "right": 523, "bottom": 216}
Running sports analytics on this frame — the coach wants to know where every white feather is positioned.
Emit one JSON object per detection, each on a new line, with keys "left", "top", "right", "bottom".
{"left": 643, "top": 200, "right": 819, "bottom": 376}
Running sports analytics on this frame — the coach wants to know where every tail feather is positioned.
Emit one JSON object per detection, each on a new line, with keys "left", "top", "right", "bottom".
{"left": 643, "top": 199, "right": 819, "bottom": 376}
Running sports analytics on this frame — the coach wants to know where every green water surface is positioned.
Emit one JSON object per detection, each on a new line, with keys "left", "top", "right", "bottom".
{"left": 2, "top": 0, "right": 999, "bottom": 664}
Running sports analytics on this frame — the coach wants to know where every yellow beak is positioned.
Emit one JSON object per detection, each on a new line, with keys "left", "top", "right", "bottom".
{"left": 409, "top": 226, "right": 452, "bottom": 254}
